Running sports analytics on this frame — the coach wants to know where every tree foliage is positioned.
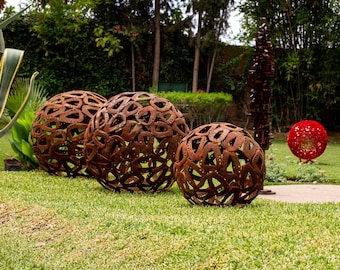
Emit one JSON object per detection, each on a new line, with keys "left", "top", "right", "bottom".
{"left": 4, "top": 0, "right": 340, "bottom": 129}
{"left": 3, "top": 0, "right": 239, "bottom": 98}
{"left": 239, "top": 0, "right": 340, "bottom": 130}
{"left": 186, "top": 0, "right": 234, "bottom": 92}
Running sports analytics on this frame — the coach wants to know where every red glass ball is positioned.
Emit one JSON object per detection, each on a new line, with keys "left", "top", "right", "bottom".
{"left": 287, "top": 120, "right": 327, "bottom": 162}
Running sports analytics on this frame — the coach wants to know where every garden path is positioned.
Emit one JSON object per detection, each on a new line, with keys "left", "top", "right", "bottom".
{"left": 258, "top": 184, "right": 340, "bottom": 203}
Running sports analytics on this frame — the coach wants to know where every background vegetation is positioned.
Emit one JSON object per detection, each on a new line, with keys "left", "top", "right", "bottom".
{"left": 156, "top": 91, "right": 233, "bottom": 129}
{"left": 3, "top": 0, "right": 339, "bottom": 130}
{"left": 239, "top": 0, "right": 340, "bottom": 131}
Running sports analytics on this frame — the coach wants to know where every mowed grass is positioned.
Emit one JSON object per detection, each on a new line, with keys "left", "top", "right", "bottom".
{"left": 0, "top": 132, "right": 340, "bottom": 269}
{"left": 1, "top": 171, "right": 340, "bottom": 269}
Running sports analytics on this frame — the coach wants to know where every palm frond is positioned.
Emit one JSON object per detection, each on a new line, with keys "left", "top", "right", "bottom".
{"left": 0, "top": 108, "right": 10, "bottom": 127}
{"left": 9, "top": 77, "right": 49, "bottom": 113}
{"left": 0, "top": 71, "right": 39, "bottom": 138}
{"left": 28, "top": 80, "right": 49, "bottom": 111}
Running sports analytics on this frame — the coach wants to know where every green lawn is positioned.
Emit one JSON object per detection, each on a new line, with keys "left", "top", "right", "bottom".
{"left": 1, "top": 171, "right": 340, "bottom": 269}
{"left": 1, "top": 132, "right": 340, "bottom": 269}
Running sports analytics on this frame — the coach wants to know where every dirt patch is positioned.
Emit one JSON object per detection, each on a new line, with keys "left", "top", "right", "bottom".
{"left": 0, "top": 201, "right": 74, "bottom": 248}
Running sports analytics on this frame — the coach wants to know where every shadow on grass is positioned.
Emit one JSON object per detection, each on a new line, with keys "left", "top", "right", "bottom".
{"left": 91, "top": 183, "right": 181, "bottom": 196}
{"left": 316, "top": 162, "right": 331, "bottom": 166}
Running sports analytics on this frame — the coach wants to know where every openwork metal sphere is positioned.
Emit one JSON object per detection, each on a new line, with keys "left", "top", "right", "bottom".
{"left": 84, "top": 91, "right": 190, "bottom": 192}
{"left": 31, "top": 90, "right": 107, "bottom": 176}
{"left": 174, "top": 122, "right": 265, "bottom": 206}
{"left": 287, "top": 120, "right": 328, "bottom": 163}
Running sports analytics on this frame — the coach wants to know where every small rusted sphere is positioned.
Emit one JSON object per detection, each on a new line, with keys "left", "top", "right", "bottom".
{"left": 30, "top": 90, "right": 107, "bottom": 176}
{"left": 174, "top": 122, "right": 265, "bottom": 206}
{"left": 287, "top": 120, "right": 328, "bottom": 163}
{"left": 84, "top": 91, "right": 190, "bottom": 192}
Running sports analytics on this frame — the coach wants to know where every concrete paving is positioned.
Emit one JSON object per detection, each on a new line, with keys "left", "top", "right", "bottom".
{"left": 257, "top": 184, "right": 340, "bottom": 203}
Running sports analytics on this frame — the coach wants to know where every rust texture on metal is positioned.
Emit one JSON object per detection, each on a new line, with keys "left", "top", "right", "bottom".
{"left": 174, "top": 122, "right": 265, "bottom": 206}
{"left": 30, "top": 90, "right": 107, "bottom": 176}
{"left": 247, "top": 17, "right": 275, "bottom": 151}
{"left": 84, "top": 91, "right": 190, "bottom": 193}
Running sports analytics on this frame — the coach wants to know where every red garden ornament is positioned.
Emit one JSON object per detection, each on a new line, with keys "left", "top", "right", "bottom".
{"left": 287, "top": 120, "right": 328, "bottom": 163}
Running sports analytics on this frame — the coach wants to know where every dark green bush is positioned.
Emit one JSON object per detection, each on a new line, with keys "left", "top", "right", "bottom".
{"left": 156, "top": 92, "right": 233, "bottom": 129}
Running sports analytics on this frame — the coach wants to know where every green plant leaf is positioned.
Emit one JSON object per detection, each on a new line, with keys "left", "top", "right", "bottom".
{"left": 0, "top": 70, "right": 39, "bottom": 138}
{"left": 10, "top": 140, "right": 21, "bottom": 156}
{"left": 0, "top": 30, "right": 4, "bottom": 53}
{"left": 0, "top": 5, "right": 31, "bottom": 53}
{"left": 0, "top": 48, "right": 25, "bottom": 116}
{"left": 21, "top": 139, "right": 35, "bottom": 160}
{"left": 16, "top": 110, "right": 34, "bottom": 133}
{"left": 5, "top": 77, "right": 46, "bottom": 169}
{"left": 11, "top": 120, "right": 26, "bottom": 144}
{"left": 0, "top": 5, "right": 31, "bottom": 30}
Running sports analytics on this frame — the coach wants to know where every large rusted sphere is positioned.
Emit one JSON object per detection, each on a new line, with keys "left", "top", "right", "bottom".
{"left": 84, "top": 91, "right": 190, "bottom": 192}
{"left": 30, "top": 90, "right": 107, "bottom": 176}
{"left": 174, "top": 122, "right": 265, "bottom": 206}
{"left": 287, "top": 120, "right": 328, "bottom": 163}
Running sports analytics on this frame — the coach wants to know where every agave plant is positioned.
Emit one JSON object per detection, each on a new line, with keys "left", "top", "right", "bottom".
{"left": 6, "top": 78, "right": 48, "bottom": 169}
{"left": 0, "top": 5, "right": 38, "bottom": 138}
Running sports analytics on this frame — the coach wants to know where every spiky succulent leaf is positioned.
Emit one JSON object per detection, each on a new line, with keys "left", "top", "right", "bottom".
{"left": 0, "top": 5, "right": 30, "bottom": 29}
{"left": 0, "top": 5, "right": 30, "bottom": 52}
{"left": 0, "top": 67, "right": 39, "bottom": 138}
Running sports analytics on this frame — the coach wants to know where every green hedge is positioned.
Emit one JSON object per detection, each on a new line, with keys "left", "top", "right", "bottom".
{"left": 156, "top": 92, "right": 233, "bottom": 129}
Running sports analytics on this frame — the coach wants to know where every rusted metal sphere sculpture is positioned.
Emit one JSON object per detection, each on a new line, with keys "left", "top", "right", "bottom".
{"left": 30, "top": 90, "right": 107, "bottom": 176}
{"left": 174, "top": 122, "right": 265, "bottom": 206}
{"left": 84, "top": 91, "right": 190, "bottom": 192}
{"left": 287, "top": 120, "right": 328, "bottom": 163}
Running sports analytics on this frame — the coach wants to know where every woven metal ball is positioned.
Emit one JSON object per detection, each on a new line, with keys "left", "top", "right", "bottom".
{"left": 30, "top": 90, "right": 107, "bottom": 176}
{"left": 287, "top": 120, "right": 328, "bottom": 163}
{"left": 84, "top": 91, "right": 190, "bottom": 192}
{"left": 174, "top": 122, "right": 265, "bottom": 206}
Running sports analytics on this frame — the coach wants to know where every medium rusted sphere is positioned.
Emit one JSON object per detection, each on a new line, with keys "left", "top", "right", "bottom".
{"left": 84, "top": 91, "right": 190, "bottom": 192}
{"left": 287, "top": 120, "right": 328, "bottom": 163}
{"left": 30, "top": 90, "right": 107, "bottom": 176}
{"left": 174, "top": 122, "right": 265, "bottom": 206}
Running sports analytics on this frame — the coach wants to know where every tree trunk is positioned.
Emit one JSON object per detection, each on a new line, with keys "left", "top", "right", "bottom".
{"left": 152, "top": 0, "right": 161, "bottom": 90}
{"left": 131, "top": 43, "right": 135, "bottom": 92}
{"left": 206, "top": 49, "right": 217, "bottom": 93}
{"left": 192, "top": 12, "right": 201, "bottom": 93}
